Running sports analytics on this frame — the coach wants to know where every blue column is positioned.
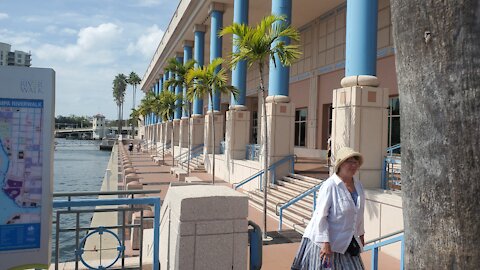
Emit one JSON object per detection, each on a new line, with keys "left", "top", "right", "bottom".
{"left": 152, "top": 85, "right": 157, "bottom": 124}
{"left": 169, "top": 71, "right": 175, "bottom": 93}
{"left": 193, "top": 25, "right": 205, "bottom": 116}
{"left": 209, "top": 5, "right": 223, "bottom": 112}
{"left": 230, "top": 0, "right": 248, "bottom": 109}
{"left": 345, "top": 0, "right": 378, "bottom": 76}
{"left": 163, "top": 73, "right": 168, "bottom": 92}
{"left": 183, "top": 41, "right": 193, "bottom": 118}
{"left": 157, "top": 78, "right": 163, "bottom": 123}
{"left": 174, "top": 55, "right": 184, "bottom": 120}
{"left": 268, "top": 0, "right": 292, "bottom": 99}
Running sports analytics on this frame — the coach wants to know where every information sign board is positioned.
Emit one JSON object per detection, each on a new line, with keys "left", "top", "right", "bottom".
{"left": 0, "top": 66, "right": 55, "bottom": 269}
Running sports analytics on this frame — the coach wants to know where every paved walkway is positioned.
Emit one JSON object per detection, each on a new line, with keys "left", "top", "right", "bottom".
{"left": 121, "top": 144, "right": 400, "bottom": 269}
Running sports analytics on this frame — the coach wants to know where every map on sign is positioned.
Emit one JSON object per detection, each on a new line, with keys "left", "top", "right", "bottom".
{"left": 0, "top": 98, "right": 43, "bottom": 250}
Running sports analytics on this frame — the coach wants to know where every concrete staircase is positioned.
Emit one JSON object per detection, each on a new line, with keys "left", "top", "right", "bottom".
{"left": 178, "top": 154, "right": 206, "bottom": 173}
{"left": 245, "top": 173, "right": 327, "bottom": 234}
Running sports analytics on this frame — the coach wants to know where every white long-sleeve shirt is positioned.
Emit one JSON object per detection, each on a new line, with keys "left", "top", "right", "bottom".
{"left": 303, "top": 173, "right": 365, "bottom": 254}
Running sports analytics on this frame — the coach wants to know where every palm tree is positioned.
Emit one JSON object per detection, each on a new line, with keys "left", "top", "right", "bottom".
{"left": 128, "top": 71, "right": 143, "bottom": 140}
{"left": 127, "top": 72, "right": 141, "bottom": 110}
{"left": 154, "top": 90, "right": 182, "bottom": 166}
{"left": 112, "top": 73, "right": 128, "bottom": 137}
{"left": 391, "top": 0, "right": 479, "bottom": 268}
{"left": 137, "top": 91, "right": 156, "bottom": 149}
{"left": 221, "top": 15, "right": 301, "bottom": 238}
{"left": 186, "top": 58, "right": 238, "bottom": 184}
{"left": 164, "top": 58, "right": 196, "bottom": 174}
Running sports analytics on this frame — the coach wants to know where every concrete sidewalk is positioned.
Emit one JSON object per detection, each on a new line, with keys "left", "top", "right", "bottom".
{"left": 122, "top": 146, "right": 400, "bottom": 269}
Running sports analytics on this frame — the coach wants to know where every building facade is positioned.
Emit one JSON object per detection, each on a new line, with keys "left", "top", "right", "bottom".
{"left": 140, "top": 0, "right": 403, "bottom": 257}
{"left": 0, "top": 42, "right": 32, "bottom": 67}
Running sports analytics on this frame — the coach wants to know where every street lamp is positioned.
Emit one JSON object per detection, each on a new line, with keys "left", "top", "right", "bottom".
{"left": 129, "top": 124, "right": 133, "bottom": 139}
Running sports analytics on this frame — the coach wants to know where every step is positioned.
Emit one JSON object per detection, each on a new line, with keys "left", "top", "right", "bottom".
{"left": 289, "top": 173, "right": 327, "bottom": 183}
{"left": 246, "top": 192, "right": 309, "bottom": 234}
{"left": 277, "top": 178, "right": 316, "bottom": 191}
{"left": 249, "top": 190, "right": 314, "bottom": 220}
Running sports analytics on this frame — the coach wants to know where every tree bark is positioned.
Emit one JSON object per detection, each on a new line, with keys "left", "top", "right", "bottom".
{"left": 391, "top": 0, "right": 480, "bottom": 268}
{"left": 259, "top": 62, "right": 270, "bottom": 239}
{"left": 210, "top": 94, "right": 216, "bottom": 184}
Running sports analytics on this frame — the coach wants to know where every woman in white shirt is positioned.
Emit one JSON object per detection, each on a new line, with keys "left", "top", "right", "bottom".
{"left": 291, "top": 147, "right": 366, "bottom": 270}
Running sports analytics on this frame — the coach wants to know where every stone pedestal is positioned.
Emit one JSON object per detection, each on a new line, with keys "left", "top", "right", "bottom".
{"left": 164, "top": 121, "right": 172, "bottom": 145}
{"left": 331, "top": 85, "right": 389, "bottom": 188}
{"left": 179, "top": 118, "right": 189, "bottom": 148}
{"left": 172, "top": 119, "right": 180, "bottom": 147}
{"left": 190, "top": 115, "right": 205, "bottom": 147}
{"left": 160, "top": 185, "right": 248, "bottom": 270}
{"left": 262, "top": 102, "right": 295, "bottom": 179}
{"left": 225, "top": 110, "right": 250, "bottom": 159}
{"left": 204, "top": 113, "right": 224, "bottom": 154}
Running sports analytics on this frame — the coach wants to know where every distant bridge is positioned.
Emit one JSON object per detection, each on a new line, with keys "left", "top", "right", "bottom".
{"left": 54, "top": 126, "right": 136, "bottom": 139}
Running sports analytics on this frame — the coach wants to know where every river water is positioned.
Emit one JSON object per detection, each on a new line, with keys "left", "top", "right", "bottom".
{"left": 53, "top": 138, "right": 111, "bottom": 262}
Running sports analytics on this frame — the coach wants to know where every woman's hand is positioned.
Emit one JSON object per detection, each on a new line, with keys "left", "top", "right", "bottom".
{"left": 320, "top": 242, "right": 332, "bottom": 266}
{"left": 360, "top": 235, "right": 365, "bottom": 246}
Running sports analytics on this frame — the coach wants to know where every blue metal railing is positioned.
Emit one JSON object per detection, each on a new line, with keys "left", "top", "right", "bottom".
{"left": 277, "top": 181, "right": 324, "bottom": 231}
{"left": 220, "top": 140, "right": 226, "bottom": 154}
{"left": 234, "top": 155, "right": 295, "bottom": 191}
{"left": 364, "top": 230, "right": 404, "bottom": 270}
{"left": 246, "top": 144, "right": 260, "bottom": 161}
{"left": 175, "top": 143, "right": 203, "bottom": 161}
{"left": 382, "top": 144, "right": 401, "bottom": 190}
{"left": 53, "top": 197, "right": 161, "bottom": 270}
{"left": 178, "top": 144, "right": 204, "bottom": 165}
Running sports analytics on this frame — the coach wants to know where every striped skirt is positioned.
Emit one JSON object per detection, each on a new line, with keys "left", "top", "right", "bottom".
{"left": 291, "top": 238, "right": 365, "bottom": 270}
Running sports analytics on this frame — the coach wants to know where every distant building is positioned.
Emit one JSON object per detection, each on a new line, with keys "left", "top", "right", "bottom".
{"left": 0, "top": 42, "right": 32, "bottom": 67}
{"left": 92, "top": 114, "right": 106, "bottom": 140}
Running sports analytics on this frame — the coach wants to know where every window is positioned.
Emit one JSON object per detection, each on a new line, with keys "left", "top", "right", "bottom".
{"left": 251, "top": 111, "right": 258, "bottom": 144}
{"left": 388, "top": 96, "right": 401, "bottom": 149}
{"left": 294, "top": 108, "right": 307, "bottom": 147}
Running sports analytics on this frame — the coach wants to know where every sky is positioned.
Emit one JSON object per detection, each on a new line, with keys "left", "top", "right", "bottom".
{"left": 0, "top": 0, "right": 178, "bottom": 120}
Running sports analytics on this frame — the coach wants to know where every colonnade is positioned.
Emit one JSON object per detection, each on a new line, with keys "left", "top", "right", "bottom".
{"left": 143, "top": 0, "right": 387, "bottom": 187}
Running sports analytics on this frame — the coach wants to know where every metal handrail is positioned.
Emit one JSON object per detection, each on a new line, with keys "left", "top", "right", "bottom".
{"left": 382, "top": 144, "right": 402, "bottom": 190}
{"left": 53, "top": 197, "right": 161, "bottom": 270}
{"left": 364, "top": 230, "right": 405, "bottom": 270}
{"left": 365, "top": 229, "right": 404, "bottom": 245}
{"left": 178, "top": 144, "right": 204, "bottom": 165}
{"left": 234, "top": 155, "right": 295, "bottom": 191}
{"left": 386, "top": 143, "right": 401, "bottom": 155}
{"left": 277, "top": 181, "right": 325, "bottom": 231}
{"left": 175, "top": 144, "right": 203, "bottom": 161}
{"left": 53, "top": 190, "right": 161, "bottom": 198}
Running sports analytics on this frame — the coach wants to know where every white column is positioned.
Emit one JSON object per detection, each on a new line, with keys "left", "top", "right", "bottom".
{"left": 331, "top": 79, "right": 388, "bottom": 188}
{"left": 225, "top": 110, "right": 250, "bottom": 159}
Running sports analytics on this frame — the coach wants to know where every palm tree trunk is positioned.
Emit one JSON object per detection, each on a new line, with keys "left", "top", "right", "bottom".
{"left": 133, "top": 85, "right": 136, "bottom": 109}
{"left": 391, "top": 1, "right": 479, "bottom": 268}
{"left": 210, "top": 94, "right": 216, "bottom": 184}
{"left": 187, "top": 103, "right": 192, "bottom": 175}
{"left": 172, "top": 121, "right": 175, "bottom": 167}
{"left": 259, "top": 62, "right": 269, "bottom": 239}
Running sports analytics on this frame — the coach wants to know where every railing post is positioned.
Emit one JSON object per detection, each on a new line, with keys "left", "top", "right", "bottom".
{"left": 400, "top": 235, "right": 405, "bottom": 270}
{"left": 278, "top": 209, "right": 283, "bottom": 231}
{"left": 381, "top": 158, "right": 387, "bottom": 189}
{"left": 371, "top": 247, "right": 379, "bottom": 270}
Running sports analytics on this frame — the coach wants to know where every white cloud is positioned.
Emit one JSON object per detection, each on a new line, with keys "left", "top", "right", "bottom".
{"left": 36, "top": 23, "right": 123, "bottom": 65}
{"left": 127, "top": 24, "right": 164, "bottom": 58}
{"left": 137, "top": 0, "right": 163, "bottom": 7}
{"left": 0, "top": 13, "right": 8, "bottom": 20}
{"left": 61, "top": 28, "right": 77, "bottom": 35}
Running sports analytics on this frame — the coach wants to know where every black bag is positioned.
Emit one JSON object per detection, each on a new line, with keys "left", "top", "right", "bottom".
{"left": 346, "top": 236, "right": 361, "bottom": 256}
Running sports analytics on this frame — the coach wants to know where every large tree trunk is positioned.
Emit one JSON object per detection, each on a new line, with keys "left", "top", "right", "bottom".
{"left": 391, "top": 0, "right": 480, "bottom": 268}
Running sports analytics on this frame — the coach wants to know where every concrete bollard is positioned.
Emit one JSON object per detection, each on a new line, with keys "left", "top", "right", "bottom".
{"left": 130, "top": 210, "right": 154, "bottom": 250}
{"left": 160, "top": 185, "right": 248, "bottom": 270}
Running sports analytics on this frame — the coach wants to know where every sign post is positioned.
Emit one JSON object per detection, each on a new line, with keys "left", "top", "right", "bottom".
{"left": 0, "top": 66, "right": 55, "bottom": 269}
